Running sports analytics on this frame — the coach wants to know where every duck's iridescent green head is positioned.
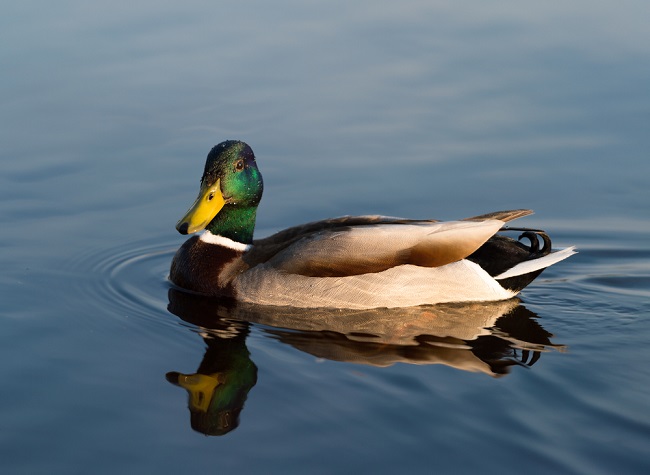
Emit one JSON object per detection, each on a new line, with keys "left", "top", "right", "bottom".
{"left": 176, "top": 140, "right": 263, "bottom": 244}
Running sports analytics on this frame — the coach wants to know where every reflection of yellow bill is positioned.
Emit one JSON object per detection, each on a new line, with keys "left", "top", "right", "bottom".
{"left": 176, "top": 179, "right": 225, "bottom": 234}
{"left": 174, "top": 373, "right": 223, "bottom": 413}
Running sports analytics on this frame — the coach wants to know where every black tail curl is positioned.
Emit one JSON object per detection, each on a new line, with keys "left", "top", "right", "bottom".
{"left": 504, "top": 227, "right": 552, "bottom": 257}
{"left": 467, "top": 227, "right": 554, "bottom": 293}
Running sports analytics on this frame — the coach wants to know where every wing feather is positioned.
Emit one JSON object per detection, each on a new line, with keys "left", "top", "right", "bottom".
{"left": 243, "top": 210, "right": 531, "bottom": 278}
{"left": 262, "top": 220, "right": 504, "bottom": 277}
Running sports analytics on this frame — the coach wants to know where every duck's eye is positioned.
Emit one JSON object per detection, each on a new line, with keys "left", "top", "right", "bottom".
{"left": 207, "top": 192, "right": 214, "bottom": 201}
{"left": 235, "top": 160, "right": 245, "bottom": 171}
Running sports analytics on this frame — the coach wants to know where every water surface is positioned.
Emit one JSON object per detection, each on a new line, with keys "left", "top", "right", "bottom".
{"left": 1, "top": 1, "right": 649, "bottom": 474}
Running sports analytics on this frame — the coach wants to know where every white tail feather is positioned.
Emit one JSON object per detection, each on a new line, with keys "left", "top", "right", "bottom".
{"left": 495, "top": 247, "right": 577, "bottom": 280}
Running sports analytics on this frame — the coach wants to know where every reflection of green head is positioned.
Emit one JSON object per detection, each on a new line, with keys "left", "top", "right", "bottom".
{"left": 166, "top": 331, "right": 258, "bottom": 436}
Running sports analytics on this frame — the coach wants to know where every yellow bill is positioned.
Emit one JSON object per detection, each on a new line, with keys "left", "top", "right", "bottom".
{"left": 175, "top": 372, "right": 222, "bottom": 413}
{"left": 176, "top": 179, "right": 226, "bottom": 234}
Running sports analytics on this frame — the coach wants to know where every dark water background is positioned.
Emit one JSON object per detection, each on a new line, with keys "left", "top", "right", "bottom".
{"left": 2, "top": 1, "right": 649, "bottom": 474}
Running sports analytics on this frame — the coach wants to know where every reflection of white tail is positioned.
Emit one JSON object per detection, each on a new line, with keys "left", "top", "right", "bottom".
{"left": 495, "top": 247, "right": 577, "bottom": 280}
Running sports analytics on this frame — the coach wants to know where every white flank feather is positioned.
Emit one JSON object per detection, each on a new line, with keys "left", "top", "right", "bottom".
{"left": 234, "top": 259, "right": 516, "bottom": 309}
{"left": 495, "top": 247, "right": 577, "bottom": 280}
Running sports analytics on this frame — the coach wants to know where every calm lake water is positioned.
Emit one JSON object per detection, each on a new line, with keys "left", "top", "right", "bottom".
{"left": 2, "top": 1, "right": 649, "bottom": 474}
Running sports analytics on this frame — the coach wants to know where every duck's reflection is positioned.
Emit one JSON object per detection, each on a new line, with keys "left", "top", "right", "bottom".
{"left": 166, "top": 288, "right": 563, "bottom": 435}
{"left": 165, "top": 317, "right": 257, "bottom": 436}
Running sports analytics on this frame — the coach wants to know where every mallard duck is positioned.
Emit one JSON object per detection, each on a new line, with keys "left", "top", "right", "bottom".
{"left": 170, "top": 140, "right": 575, "bottom": 309}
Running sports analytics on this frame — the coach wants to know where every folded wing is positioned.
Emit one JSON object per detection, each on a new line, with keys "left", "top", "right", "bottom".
{"left": 261, "top": 219, "right": 505, "bottom": 277}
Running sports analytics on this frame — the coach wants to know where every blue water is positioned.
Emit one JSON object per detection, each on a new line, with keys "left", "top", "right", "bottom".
{"left": 2, "top": 1, "right": 649, "bottom": 474}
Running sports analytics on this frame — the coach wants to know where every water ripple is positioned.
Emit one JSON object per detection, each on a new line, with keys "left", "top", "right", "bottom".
{"left": 67, "top": 237, "right": 179, "bottom": 328}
